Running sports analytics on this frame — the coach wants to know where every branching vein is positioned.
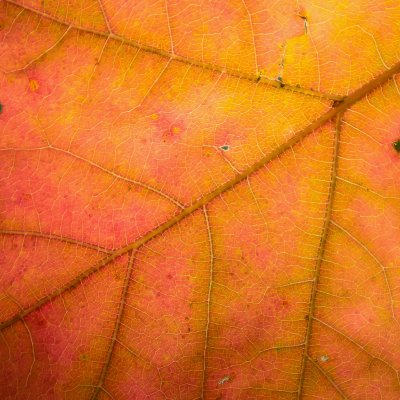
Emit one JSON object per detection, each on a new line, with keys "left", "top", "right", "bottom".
{"left": 297, "top": 113, "right": 342, "bottom": 399}
{"left": 201, "top": 205, "right": 214, "bottom": 398}
{"left": 3, "top": 0, "right": 343, "bottom": 101}
{"left": 0, "top": 229, "right": 113, "bottom": 253}
{"left": 90, "top": 251, "right": 136, "bottom": 400}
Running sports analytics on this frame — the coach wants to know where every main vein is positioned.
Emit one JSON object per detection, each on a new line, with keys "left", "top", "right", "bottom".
{"left": 1, "top": 61, "right": 399, "bottom": 332}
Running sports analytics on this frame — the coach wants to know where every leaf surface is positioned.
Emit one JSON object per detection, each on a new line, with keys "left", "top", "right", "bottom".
{"left": 0, "top": 1, "right": 400, "bottom": 399}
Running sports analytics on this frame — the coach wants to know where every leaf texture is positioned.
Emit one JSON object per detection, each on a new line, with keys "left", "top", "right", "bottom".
{"left": 0, "top": 1, "right": 400, "bottom": 399}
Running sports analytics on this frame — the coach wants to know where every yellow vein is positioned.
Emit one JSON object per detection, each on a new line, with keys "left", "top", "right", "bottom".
{"left": 201, "top": 205, "right": 214, "bottom": 399}
{"left": 0, "top": 248, "right": 129, "bottom": 330}
{"left": 336, "top": 175, "right": 400, "bottom": 202}
{"left": 313, "top": 316, "right": 400, "bottom": 385}
{"left": 297, "top": 113, "right": 342, "bottom": 400}
{"left": 306, "top": 355, "right": 349, "bottom": 400}
{"left": 240, "top": 0, "right": 258, "bottom": 72}
{"left": 1, "top": 25, "right": 72, "bottom": 73}
{"left": 48, "top": 145, "right": 185, "bottom": 209}
{"left": 164, "top": 0, "right": 174, "bottom": 54}
{"left": 239, "top": 387, "right": 298, "bottom": 394}
{"left": 7, "top": 295, "right": 36, "bottom": 387}
{"left": 4, "top": 0, "right": 343, "bottom": 101}
{"left": 330, "top": 219, "right": 399, "bottom": 326}
{"left": 0, "top": 229, "right": 112, "bottom": 253}
{"left": 91, "top": 251, "right": 136, "bottom": 400}
{"left": 229, "top": 343, "right": 306, "bottom": 368}
{"left": 0, "top": 146, "right": 185, "bottom": 209}
{"left": 1, "top": 60, "right": 399, "bottom": 331}
{"left": 96, "top": 0, "right": 112, "bottom": 34}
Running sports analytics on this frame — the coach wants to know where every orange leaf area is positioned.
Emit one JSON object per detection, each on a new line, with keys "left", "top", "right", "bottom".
{"left": 0, "top": 1, "right": 400, "bottom": 399}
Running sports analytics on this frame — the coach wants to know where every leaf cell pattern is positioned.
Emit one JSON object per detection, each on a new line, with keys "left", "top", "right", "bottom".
{"left": 0, "top": 1, "right": 400, "bottom": 399}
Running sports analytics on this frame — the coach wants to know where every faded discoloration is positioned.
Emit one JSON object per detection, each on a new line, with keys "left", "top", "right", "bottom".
{"left": 1, "top": 1, "right": 400, "bottom": 399}
{"left": 0, "top": 150, "right": 177, "bottom": 249}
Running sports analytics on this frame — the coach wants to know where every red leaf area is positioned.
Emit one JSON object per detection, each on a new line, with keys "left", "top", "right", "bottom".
{"left": 0, "top": 1, "right": 400, "bottom": 399}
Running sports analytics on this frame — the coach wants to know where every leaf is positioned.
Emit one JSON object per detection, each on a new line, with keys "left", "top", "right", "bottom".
{"left": 0, "top": 0, "right": 399, "bottom": 399}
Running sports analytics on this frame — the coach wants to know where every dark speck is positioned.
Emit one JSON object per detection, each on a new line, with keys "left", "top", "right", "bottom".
{"left": 393, "top": 140, "right": 400, "bottom": 153}
{"left": 276, "top": 76, "right": 284, "bottom": 87}
{"left": 220, "top": 145, "right": 230, "bottom": 151}
{"left": 0, "top": 103, "right": 3, "bottom": 114}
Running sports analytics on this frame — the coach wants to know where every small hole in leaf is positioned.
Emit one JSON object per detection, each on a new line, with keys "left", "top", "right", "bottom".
{"left": 220, "top": 145, "right": 230, "bottom": 151}
{"left": 320, "top": 355, "right": 329, "bottom": 363}
{"left": 393, "top": 140, "right": 400, "bottom": 153}
{"left": 0, "top": 103, "right": 2, "bottom": 113}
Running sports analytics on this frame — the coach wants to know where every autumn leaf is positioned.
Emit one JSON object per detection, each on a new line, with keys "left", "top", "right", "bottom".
{"left": 0, "top": 0, "right": 400, "bottom": 399}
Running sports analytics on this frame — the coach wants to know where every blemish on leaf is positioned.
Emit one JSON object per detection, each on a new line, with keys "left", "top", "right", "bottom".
{"left": 393, "top": 140, "right": 400, "bottom": 153}
{"left": 298, "top": 8, "right": 309, "bottom": 34}
{"left": 256, "top": 68, "right": 266, "bottom": 82}
{"left": 29, "top": 79, "right": 40, "bottom": 92}
{"left": 218, "top": 375, "right": 231, "bottom": 386}
{"left": 153, "top": 114, "right": 185, "bottom": 141}
{"left": 320, "top": 355, "right": 329, "bottom": 363}
{"left": 302, "top": 22, "right": 308, "bottom": 34}
{"left": 79, "top": 353, "right": 89, "bottom": 361}
{"left": 220, "top": 145, "right": 230, "bottom": 151}
{"left": 276, "top": 76, "right": 284, "bottom": 87}
{"left": 172, "top": 126, "right": 181, "bottom": 135}
{"left": 0, "top": 103, "right": 2, "bottom": 113}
